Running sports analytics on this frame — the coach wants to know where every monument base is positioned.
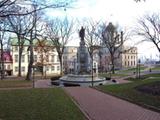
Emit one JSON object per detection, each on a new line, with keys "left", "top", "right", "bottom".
{"left": 59, "top": 74, "right": 106, "bottom": 87}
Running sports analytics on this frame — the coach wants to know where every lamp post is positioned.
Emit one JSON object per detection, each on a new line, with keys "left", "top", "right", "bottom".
{"left": 138, "top": 59, "right": 141, "bottom": 79}
{"left": 109, "top": 63, "right": 112, "bottom": 78}
{"left": 91, "top": 44, "right": 94, "bottom": 87}
{"left": 32, "top": 66, "right": 35, "bottom": 88}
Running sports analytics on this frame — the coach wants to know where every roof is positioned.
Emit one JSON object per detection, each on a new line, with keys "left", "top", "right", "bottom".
{"left": 10, "top": 37, "right": 53, "bottom": 46}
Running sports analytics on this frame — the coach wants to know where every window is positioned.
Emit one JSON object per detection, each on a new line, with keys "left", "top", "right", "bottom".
{"left": 57, "top": 56, "right": 60, "bottom": 62}
{"left": 22, "top": 55, "right": 25, "bottom": 63}
{"left": 22, "top": 67, "right": 25, "bottom": 72}
{"left": 28, "top": 55, "right": 30, "bottom": 62}
{"left": 51, "top": 55, "right": 55, "bottom": 62}
{"left": 46, "top": 55, "right": 49, "bottom": 62}
{"left": 94, "top": 63, "right": 96, "bottom": 68}
{"left": 46, "top": 66, "right": 49, "bottom": 71}
{"left": 34, "top": 55, "right": 37, "bottom": 62}
{"left": 57, "top": 66, "right": 60, "bottom": 71}
{"left": 52, "top": 49, "right": 55, "bottom": 52}
{"left": 15, "top": 55, "right": 18, "bottom": 62}
{"left": 128, "top": 61, "right": 130, "bottom": 66}
{"left": 15, "top": 46, "right": 18, "bottom": 51}
{"left": 8, "top": 65, "right": 10, "bottom": 70}
{"left": 4, "top": 65, "right": 6, "bottom": 70}
{"left": 128, "top": 56, "right": 129, "bottom": 59}
{"left": 125, "top": 61, "right": 127, "bottom": 66}
{"left": 51, "top": 66, "right": 55, "bottom": 71}
{"left": 15, "top": 67, "right": 18, "bottom": 72}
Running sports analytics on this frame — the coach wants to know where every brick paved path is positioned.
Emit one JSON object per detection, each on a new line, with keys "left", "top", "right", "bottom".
{"left": 35, "top": 80, "right": 52, "bottom": 88}
{"left": 64, "top": 87, "right": 160, "bottom": 120}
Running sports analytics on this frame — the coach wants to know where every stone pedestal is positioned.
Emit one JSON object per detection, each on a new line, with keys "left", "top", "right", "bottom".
{"left": 77, "top": 40, "right": 90, "bottom": 74}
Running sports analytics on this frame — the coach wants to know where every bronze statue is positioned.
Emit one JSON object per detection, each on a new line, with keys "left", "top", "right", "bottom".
{"left": 79, "top": 26, "right": 85, "bottom": 40}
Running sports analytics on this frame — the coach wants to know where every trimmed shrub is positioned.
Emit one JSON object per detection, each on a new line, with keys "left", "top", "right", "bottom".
{"left": 105, "top": 77, "right": 111, "bottom": 80}
{"left": 50, "top": 76, "right": 61, "bottom": 81}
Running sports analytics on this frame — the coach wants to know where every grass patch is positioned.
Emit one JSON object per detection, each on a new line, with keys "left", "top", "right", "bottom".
{"left": 0, "top": 88, "right": 85, "bottom": 120}
{"left": 118, "top": 66, "right": 148, "bottom": 74}
{"left": 96, "top": 78, "right": 160, "bottom": 112}
{"left": 152, "top": 67, "right": 160, "bottom": 71}
{"left": 99, "top": 73, "right": 128, "bottom": 78}
{"left": 0, "top": 80, "right": 32, "bottom": 88}
{"left": 143, "top": 73, "right": 160, "bottom": 78}
{"left": 126, "top": 73, "right": 160, "bottom": 82}
{"left": 135, "top": 81, "right": 160, "bottom": 96}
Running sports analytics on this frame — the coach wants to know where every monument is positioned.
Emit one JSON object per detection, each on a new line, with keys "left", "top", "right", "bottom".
{"left": 77, "top": 27, "right": 90, "bottom": 74}
{"left": 59, "top": 26, "right": 106, "bottom": 86}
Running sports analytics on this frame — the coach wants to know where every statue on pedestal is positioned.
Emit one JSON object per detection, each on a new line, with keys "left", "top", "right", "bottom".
{"left": 79, "top": 26, "right": 85, "bottom": 41}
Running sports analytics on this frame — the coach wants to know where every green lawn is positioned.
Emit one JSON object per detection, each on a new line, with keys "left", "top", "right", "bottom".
{"left": 96, "top": 76, "right": 160, "bottom": 112}
{"left": 0, "top": 80, "right": 32, "bottom": 88}
{"left": 126, "top": 73, "right": 160, "bottom": 81}
{"left": 99, "top": 73, "right": 128, "bottom": 78}
{"left": 152, "top": 66, "right": 160, "bottom": 71}
{"left": 118, "top": 66, "right": 148, "bottom": 74}
{"left": 0, "top": 88, "right": 85, "bottom": 120}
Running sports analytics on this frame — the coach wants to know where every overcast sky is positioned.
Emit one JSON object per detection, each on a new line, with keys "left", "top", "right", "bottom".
{"left": 47, "top": 0, "right": 160, "bottom": 60}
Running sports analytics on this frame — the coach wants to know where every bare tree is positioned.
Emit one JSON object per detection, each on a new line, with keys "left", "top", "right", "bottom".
{"left": 136, "top": 13, "right": 160, "bottom": 53}
{"left": 85, "top": 19, "right": 101, "bottom": 58}
{"left": 45, "top": 17, "right": 74, "bottom": 75}
{"left": 102, "top": 22, "right": 125, "bottom": 74}
{"left": 84, "top": 19, "right": 101, "bottom": 74}
{"left": 0, "top": 0, "right": 73, "bottom": 17}
{"left": 34, "top": 39, "right": 53, "bottom": 78}
{"left": 134, "top": 0, "right": 146, "bottom": 2}
{"left": 0, "top": 0, "right": 17, "bottom": 17}
{"left": 6, "top": 7, "right": 33, "bottom": 77}
{"left": 25, "top": 4, "right": 41, "bottom": 80}
{"left": 0, "top": 21, "right": 8, "bottom": 79}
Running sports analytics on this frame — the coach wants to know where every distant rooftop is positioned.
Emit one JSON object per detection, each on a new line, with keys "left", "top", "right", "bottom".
{"left": 10, "top": 37, "right": 53, "bottom": 46}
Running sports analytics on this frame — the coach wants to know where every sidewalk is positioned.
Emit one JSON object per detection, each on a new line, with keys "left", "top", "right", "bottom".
{"left": 64, "top": 87, "right": 160, "bottom": 120}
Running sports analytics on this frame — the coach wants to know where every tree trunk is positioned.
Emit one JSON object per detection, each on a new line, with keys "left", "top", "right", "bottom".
{"left": 112, "top": 64, "right": 115, "bottom": 74}
{"left": 0, "top": 41, "right": 5, "bottom": 79}
{"left": 25, "top": 41, "right": 34, "bottom": 80}
{"left": 18, "top": 36, "right": 23, "bottom": 77}
{"left": 60, "top": 57, "right": 63, "bottom": 76}
{"left": 111, "top": 54, "right": 115, "bottom": 74}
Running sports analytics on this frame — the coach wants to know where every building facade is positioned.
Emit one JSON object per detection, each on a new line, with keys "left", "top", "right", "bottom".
{"left": 0, "top": 51, "right": 13, "bottom": 75}
{"left": 63, "top": 46, "right": 78, "bottom": 74}
{"left": 121, "top": 47, "right": 138, "bottom": 68}
{"left": 11, "top": 38, "right": 61, "bottom": 76}
{"left": 99, "top": 46, "right": 138, "bottom": 72}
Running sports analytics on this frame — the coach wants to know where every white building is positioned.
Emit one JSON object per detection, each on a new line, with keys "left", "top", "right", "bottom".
{"left": 10, "top": 38, "right": 61, "bottom": 76}
{"left": 121, "top": 47, "right": 138, "bottom": 68}
{"left": 63, "top": 46, "right": 78, "bottom": 74}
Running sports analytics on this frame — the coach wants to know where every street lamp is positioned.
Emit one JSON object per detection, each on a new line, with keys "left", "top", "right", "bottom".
{"left": 109, "top": 63, "right": 113, "bottom": 78}
{"left": 32, "top": 66, "right": 35, "bottom": 88}
{"left": 138, "top": 59, "right": 141, "bottom": 79}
